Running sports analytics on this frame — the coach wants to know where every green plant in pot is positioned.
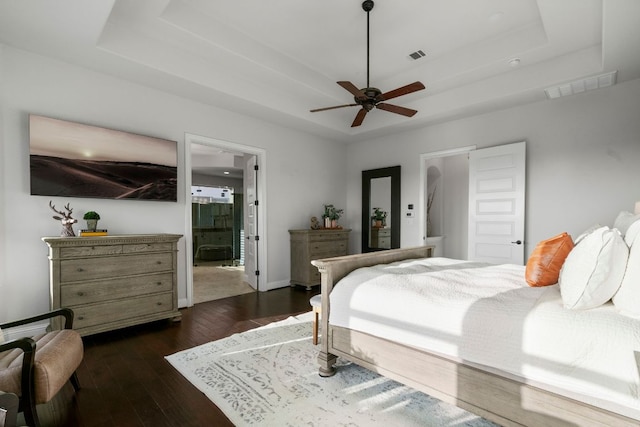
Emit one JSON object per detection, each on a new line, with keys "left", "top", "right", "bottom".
{"left": 322, "top": 204, "right": 344, "bottom": 228}
{"left": 372, "top": 207, "right": 387, "bottom": 228}
{"left": 83, "top": 211, "right": 100, "bottom": 232}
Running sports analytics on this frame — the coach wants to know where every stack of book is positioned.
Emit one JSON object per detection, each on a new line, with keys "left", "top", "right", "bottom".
{"left": 79, "top": 229, "right": 108, "bottom": 237}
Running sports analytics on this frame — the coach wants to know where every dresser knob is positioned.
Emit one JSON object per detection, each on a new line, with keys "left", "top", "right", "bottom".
{"left": 78, "top": 316, "right": 84, "bottom": 320}
{"left": 156, "top": 282, "right": 162, "bottom": 285}
{"left": 156, "top": 261, "right": 162, "bottom": 265}
{"left": 77, "top": 268, "right": 84, "bottom": 272}
{"left": 78, "top": 292, "right": 84, "bottom": 296}
{"left": 157, "top": 302, "right": 162, "bottom": 306}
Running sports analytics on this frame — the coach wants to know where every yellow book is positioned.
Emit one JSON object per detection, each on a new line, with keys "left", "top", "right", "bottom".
{"left": 80, "top": 230, "right": 108, "bottom": 237}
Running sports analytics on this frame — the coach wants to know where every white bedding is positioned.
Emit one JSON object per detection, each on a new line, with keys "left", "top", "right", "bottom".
{"left": 329, "top": 257, "right": 640, "bottom": 419}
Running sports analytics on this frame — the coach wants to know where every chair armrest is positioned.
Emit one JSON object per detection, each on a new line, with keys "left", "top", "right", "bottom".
{"left": 0, "top": 337, "right": 36, "bottom": 419}
{"left": 0, "top": 391, "right": 19, "bottom": 427}
{"left": 0, "top": 308, "right": 74, "bottom": 330}
{"left": 0, "top": 337, "right": 36, "bottom": 354}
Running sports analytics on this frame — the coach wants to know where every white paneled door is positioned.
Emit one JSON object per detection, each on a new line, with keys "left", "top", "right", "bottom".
{"left": 468, "top": 142, "right": 526, "bottom": 264}
{"left": 244, "top": 155, "right": 259, "bottom": 290}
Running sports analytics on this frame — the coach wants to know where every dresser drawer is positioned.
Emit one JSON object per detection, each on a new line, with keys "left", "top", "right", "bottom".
{"left": 309, "top": 241, "right": 347, "bottom": 257}
{"left": 307, "top": 232, "right": 349, "bottom": 243}
{"left": 61, "top": 252, "right": 173, "bottom": 282}
{"left": 61, "top": 273, "right": 173, "bottom": 306}
{"left": 60, "top": 245, "right": 123, "bottom": 258}
{"left": 307, "top": 266, "right": 321, "bottom": 283}
{"left": 73, "top": 292, "right": 174, "bottom": 330}
{"left": 122, "top": 242, "right": 173, "bottom": 254}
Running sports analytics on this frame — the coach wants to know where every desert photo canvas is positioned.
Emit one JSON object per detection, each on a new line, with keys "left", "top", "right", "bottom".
{"left": 29, "top": 115, "right": 177, "bottom": 201}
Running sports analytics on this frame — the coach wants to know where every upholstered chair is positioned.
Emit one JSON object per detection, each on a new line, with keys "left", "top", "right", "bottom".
{"left": 0, "top": 391, "right": 19, "bottom": 427}
{"left": 0, "top": 308, "right": 83, "bottom": 427}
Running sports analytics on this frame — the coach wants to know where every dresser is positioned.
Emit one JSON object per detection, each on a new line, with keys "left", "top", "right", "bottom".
{"left": 289, "top": 229, "right": 350, "bottom": 290}
{"left": 370, "top": 227, "right": 391, "bottom": 249}
{"left": 43, "top": 234, "right": 182, "bottom": 336}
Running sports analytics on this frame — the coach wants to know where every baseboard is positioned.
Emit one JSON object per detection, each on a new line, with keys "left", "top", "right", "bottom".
{"left": 179, "top": 298, "right": 189, "bottom": 308}
{"left": 2, "top": 322, "right": 48, "bottom": 342}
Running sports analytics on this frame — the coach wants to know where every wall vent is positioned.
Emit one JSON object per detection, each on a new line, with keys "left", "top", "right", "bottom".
{"left": 544, "top": 71, "right": 617, "bottom": 99}
{"left": 409, "top": 50, "right": 427, "bottom": 60}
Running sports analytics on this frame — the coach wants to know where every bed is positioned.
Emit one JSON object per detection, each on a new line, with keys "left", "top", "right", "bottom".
{"left": 311, "top": 245, "right": 640, "bottom": 427}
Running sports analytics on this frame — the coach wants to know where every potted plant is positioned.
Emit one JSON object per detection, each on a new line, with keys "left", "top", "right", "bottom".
{"left": 83, "top": 211, "right": 100, "bottom": 232}
{"left": 322, "top": 204, "right": 344, "bottom": 229}
{"left": 372, "top": 207, "right": 387, "bottom": 228}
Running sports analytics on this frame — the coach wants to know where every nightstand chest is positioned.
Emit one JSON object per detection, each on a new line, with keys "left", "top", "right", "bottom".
{"left": 370, "top": 227, "right": 391, "bottom": 249}
{"left": 43, "top": 234, "right": 182, "bottom": 336}
{"left": 289, "top": 229, "right": 350, "bottom": 290}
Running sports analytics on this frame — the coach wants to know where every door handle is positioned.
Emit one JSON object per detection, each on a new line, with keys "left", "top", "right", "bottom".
{"left": 511, "top": 240, "right": 522, "bottom": 245}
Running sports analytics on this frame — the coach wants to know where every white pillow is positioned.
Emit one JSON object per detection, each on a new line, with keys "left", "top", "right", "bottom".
{"left": 613, "top": 229, "right": 640, "bottom": 317}
{"left": 613, "top": 211, "right": 640, "bottom": 237}
{"left": 624, "top": 219, "right": 640, "bottom": 246}
{"left": 559, "top": 226, "right": 628, "bottom": 309}
{"left": 574, "top": 224, "right": 601, "bottom": 246}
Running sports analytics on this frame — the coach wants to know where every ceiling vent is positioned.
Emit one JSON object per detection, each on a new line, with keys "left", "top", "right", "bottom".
{"left": 544, "top": 71, "right": 617, "bottom": 99}
{"left": 409, "top": 50, "right": 427, "bottom": 60}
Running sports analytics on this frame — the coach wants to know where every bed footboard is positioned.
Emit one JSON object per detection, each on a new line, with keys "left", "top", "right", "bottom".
{"left": 311, "top": 246, "right": 434, "bottom": 376}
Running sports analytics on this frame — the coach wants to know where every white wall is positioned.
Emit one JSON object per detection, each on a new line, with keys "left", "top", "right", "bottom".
{"left": 345, "top": 78, "right": 640, "bottom": 257}
{"left": 0, "top": 44, "right": 6, "bottom": 317}
{"left": 442, "top": 153, "right": 468, "bottom": 259}
{"left": 0, "top": 46, "right": 347, "bottom": 321}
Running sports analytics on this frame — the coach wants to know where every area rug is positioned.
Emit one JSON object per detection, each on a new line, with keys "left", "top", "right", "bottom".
{"left": 166, "top": 313, "right": 498, "bottom": 426}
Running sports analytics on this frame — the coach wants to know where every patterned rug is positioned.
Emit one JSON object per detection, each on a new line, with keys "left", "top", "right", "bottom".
{"left": 165, "top": 313, "right": 498, "bottom": 426}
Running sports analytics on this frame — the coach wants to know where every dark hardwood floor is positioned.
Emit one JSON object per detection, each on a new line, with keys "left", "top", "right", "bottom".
{"left": 24, "top": 287, "right": 314, "bottom": 427}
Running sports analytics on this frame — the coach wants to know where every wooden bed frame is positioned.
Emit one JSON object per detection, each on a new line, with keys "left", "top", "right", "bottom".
{"left": 312, "top": 246, "right": 639, "bottom": 427}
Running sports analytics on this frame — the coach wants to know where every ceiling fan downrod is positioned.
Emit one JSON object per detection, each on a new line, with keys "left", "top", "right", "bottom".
{"left": 363, "top": 0, "right": 374, "bottom": 89}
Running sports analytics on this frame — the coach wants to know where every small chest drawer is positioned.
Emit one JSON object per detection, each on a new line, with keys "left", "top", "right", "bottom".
{"left": 61, "top": 272, "right": 173, "bottom": 306}
{"left": 309, "top": 241, "right": 347, "bottom": 257}
{"left": 72, "top": 292, "right": 174, "bottom": 330}
{"left": 307, "top": 231, "right": 350, "bottom": 243}
{"left": 60, "top": 245, "right": 123, "bottom": 258}
{"left": 60, "top": 252, "right": 173, "bottom": 282}
{"left": 122, "top": 242, "right": 173, "bottom": 254}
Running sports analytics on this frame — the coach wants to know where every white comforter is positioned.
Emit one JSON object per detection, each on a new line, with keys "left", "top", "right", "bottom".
{"left": 329, "top": 257, "right": 640, "bottom": 419}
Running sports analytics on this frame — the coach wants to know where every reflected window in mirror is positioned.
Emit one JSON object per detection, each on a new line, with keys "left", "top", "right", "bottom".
{"left": 362, "top": 166, "right": 400, "bottom": 253}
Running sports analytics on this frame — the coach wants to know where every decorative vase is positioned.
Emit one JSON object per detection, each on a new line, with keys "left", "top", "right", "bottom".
{"left": 86, "top": 219, "right": 98, "bottom": 232}
{"left": 331, "top": 219, "right": 338, "bottom": 228}
{"left": 374, "top": 220, "right": 383, "bottom": 228}
{"left": 324, "top": 217, "right": 331, "bottom": 228}
{"left": 426, "top": 218, "right": 432, "bottom": 237}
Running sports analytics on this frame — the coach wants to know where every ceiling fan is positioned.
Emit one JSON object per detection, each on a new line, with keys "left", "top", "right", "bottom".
{"left": 310, "top": 0, "right": 426, "bottom": 127}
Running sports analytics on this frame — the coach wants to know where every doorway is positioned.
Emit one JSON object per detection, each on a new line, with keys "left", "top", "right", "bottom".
{"left": 420, "top": 146, "right": 476, "bottom": 259}
{"left": 191, "top": 185, "right": 251, "bottom": 303}
{"left": 420, "top": 142, "right": 526, "bottom": 263}
{"left": 185, "top": 134, "right": 266, "bottom": 307}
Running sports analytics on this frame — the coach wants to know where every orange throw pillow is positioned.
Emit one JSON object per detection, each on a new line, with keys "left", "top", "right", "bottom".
{"left": 525, "top": 232, "right": 574, "bottom": 287}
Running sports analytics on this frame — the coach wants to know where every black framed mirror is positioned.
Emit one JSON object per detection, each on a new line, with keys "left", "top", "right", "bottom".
{"left": 362, "top": 166, "right": 401, "bottom": 253}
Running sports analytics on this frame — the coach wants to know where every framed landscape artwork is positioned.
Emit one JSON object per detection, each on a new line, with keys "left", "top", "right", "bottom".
{"left": 29, "top": 115, "right": 177, "bottom": 201}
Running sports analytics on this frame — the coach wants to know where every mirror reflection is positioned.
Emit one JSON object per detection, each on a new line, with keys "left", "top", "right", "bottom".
{"left": 362, "top": 166, "right": 401, "bottom": 253}
{"left": 369, "top": 177, "right": 391, "bottom": 249}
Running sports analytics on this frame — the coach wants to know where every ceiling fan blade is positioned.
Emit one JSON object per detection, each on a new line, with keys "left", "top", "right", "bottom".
{"left": 351, "top": 109, "right": 368, "bottom": 127}
{"left": 376, "top": 103, "right": 418, "bottom": 117}
{"left": 310, "top": 103, "right": 359, "bottom": 113}
{"left": 377, "top": 81, "right": 425, "bottom": 102}
{"left": 338, "top": 81, "right": 368, "bottom": 100}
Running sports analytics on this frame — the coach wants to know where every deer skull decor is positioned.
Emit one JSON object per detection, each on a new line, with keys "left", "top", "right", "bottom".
{"left": 49, "top": 200, "right": 77, "bottom": 237}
